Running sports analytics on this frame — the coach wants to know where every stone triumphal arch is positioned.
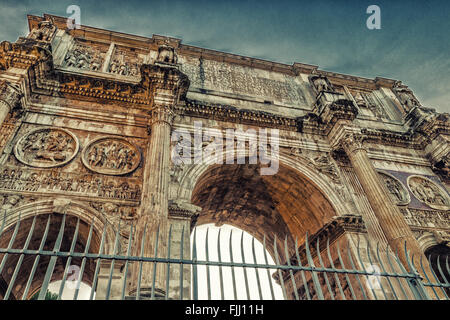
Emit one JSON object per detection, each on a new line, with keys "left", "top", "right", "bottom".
{"left": 0, "top": 14, "right": 448, "bottom": 300}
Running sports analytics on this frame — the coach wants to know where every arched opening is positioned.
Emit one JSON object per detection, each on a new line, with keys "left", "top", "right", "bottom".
{"left": 190, "top": 163, "right": 337, "bottom": 299}
{"left": 425, "top": 244, "right": 450, "bottom": 295}
{"left": 191, "top": 224, "right": 284, "bottom": 300}
{"left": 0, "top": 213, "right": 102, "bottom": 300}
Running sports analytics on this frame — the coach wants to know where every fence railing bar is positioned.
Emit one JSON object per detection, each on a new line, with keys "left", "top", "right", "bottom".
{"left": 205, "top": 227, "right": 211, "bottom": 300}
{"left": 105, "top": 220, "right": 121, "bottom": 300}
{"left": 375, "top": 242, "right": 397, "bottom": 300}
{"left": 366, "top": 239, "right": 388, "bottom": 300}
{"left": 251, "top": 236, "right": 262, "bottom": 300}
{"left": 121, "top": 224, "right": 134, "bottom": 301}
{"left": 38, "top": 213, "right": 67, "bottom": 300}
{"left": 192, "top": 227, "right": 198, "bottom": 300}
{"left": 273, "top": 235, "right": 287, "bottom": 300}
{"left": 21, "top": 215, "right": 51, "bottom": 300}
{"left": 346, "top": 240, "right": 368, "bottom": 300}
{"left": 295, "top": 237, "right": 311, "bottom": 300}
{"left": 73, "top": 216, "right": 95, "bottom": 301}
{"left": 4, "top": 214, "right": 37, "bottom": 300}
{"left": 165, "top": 224, "right": 172, "bottom": 300}
{"left": 315, "top": 239, "right": 334, "bottom": 300}
{"left": 391, "top": 247, "right": 423, "bottom": 300}
{"left": 334, "top": 240, "right": 356, "bottom": 300}
{"left": 385, "top": 244, "right": 408, "bottom": 300}
{"left": 89, "top": 219, "right": 108, "bottom": 301}
{"left": 326, "top": 238, "right": 346, "bottom": 300}
{"left": 179, "top": 225, "right": 184, "bottom": 301}
{"left": 356, "top": 237, "right": 378, "bottom": 300}
{"left": 284, "top": 235, "right": 299, "bottom": 300}
{"left": 217, "top": 228, "right": 224, "bottom": 300}
{"left": 150, "top": 224, "right": 160, "bottom": 300}
{"left": 304, "top": 233, "right": 324, "bottom": 300}
{"left": 435, "top": 255, "right": 450, "bottom": 298}
{"left": 57, "top": 217, "right": 80, "bottom": 300}
{"left": 241, "top": 230, "right": 250, "bottom": 300}
{"left": 0, "top": 210, "right": 7, "bottom": 241}
{"left": 262, "top": 235, "right": 275, "bottom": 300}
{"left": 229, "top": 229, "right": 237, "bottom": 300}
{"left": 426, "top": 254, "right": 447, "bottom": 299}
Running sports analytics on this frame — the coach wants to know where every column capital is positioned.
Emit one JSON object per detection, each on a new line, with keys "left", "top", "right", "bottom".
{"left": 0, "top": 80, "right": 23, "bottom": 111}
{"left": 148, "top": 104, "right": 175, "bottom": 127}
{"left": 332, "top": 130, "right": 367, "bottom": 156}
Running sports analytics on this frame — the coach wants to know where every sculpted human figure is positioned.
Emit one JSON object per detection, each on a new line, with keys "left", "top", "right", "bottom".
{"left": 156, "top": 44, "right": 177, "bottom": 64}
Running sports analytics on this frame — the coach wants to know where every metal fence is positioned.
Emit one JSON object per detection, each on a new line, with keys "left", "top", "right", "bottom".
{"left": 0, "top": 211, "right": 449, "bottom": 300}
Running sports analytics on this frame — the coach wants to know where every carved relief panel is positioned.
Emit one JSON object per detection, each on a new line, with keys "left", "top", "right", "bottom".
{"left": 82, "top": 136, "right": 141, "bottom": 175}
{"left": 62, "top": 41, "right": 107, "bottom": 71}
{"left": 407, "top": 175, "right": 450, "bottom": 210}
{"left": 14, "top": 127, "right": 79, "bottom": 168}
{"left": 108, "top": 46, "right": 144, "bottom": 77}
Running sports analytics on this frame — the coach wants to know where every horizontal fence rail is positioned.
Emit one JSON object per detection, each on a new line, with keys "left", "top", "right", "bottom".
{"left": 0, "top": 211, "right": 448, "bottom": 300}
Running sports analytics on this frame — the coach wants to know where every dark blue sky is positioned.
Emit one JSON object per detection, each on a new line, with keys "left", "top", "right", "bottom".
{"left": 0, "top": 0, "right": 448, "bottom": 113}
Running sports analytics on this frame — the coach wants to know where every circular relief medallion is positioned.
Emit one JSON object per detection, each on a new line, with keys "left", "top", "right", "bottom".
{"left": 407, "top": 175, "right": 450, "bottom": 210}
{"left": 14, "top": 127, "right": 79, "bottom": 168}
{"left": 82, "top": 136, "right": 141, "bottom": 175}
{"left": 378, "top": 171, "right": 410, "bottom": 205}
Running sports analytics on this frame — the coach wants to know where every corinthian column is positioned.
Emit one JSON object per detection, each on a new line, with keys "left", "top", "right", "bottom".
{"left": 338, "top": 132, "right": 436, "bottom": 281}
{"left": 0, "top": 81, "right": 22, "bottom": 127}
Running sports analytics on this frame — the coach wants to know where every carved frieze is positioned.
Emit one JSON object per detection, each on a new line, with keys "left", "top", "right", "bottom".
{"left": 108, "top": 47, "right": 141, "bottom": 77}
{"left": 63, "top": 42, "right": 106, "bottom": 71}
{"left": 82, "top": 136, "right": 141, "bottom": 176}
{"left": 14, "top": 127, "right": 79, "bottom": 168}
{"left": 407, "top": 175, "right": 450, "bottom": 210}
{"left": 401, "top": 208, "right": 450, "bottom": 229}
{"left": 378, "top": 171, "right": 410, "bottom": 205}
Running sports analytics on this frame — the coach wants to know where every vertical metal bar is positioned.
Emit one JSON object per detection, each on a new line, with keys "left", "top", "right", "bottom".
{"left": 240, "top": 230, "right": 250, "bottom": 300}
{"left": 334, "top": 240, "right": 357, "bottom": 300}
{"left": 410, "top": 253, "right": 432, "bottom": 300}
{"left": 356, "top": 237, "right": 378, "bottom": 300}
{"left": 136, "top": 222, "right": 148, "bottom": 300}
{"left": 345, "top": 240, "right": 368, "bottom": 300}
{"left": 73, "top": 216, "right": 95, "bottom": 301}
{"left": 273, "top": 235, "right": 287, "bottom": 300}
{"left": 21, "top": 215, "right": 51, "bottom": 300}
{"left": 426, "top": 254, "right": 447, "bottom": 299}
{"left": 57, "top": 217, "right": 80, "bottom": 300}
{"left": 294, "top": 237, "right": 311, "bottom": 300}
{"left": 89, "top": 219, "right": 108, "bottom": 300}
{"left": 4, "top": 214, "right": 37, "bottom": 300}
{"left": 0, "top": 209, "right": 7, "bottom": 239}
{"left": 419, "top": 254, "right": 439, "bottom": 299}
{"left": 385, "top": 245, "right": 408, "bottom": 300}
{"left": 435, "top": 255, "right": 450, "bottom": 298}
{"left": 325, "top": 238, "right": 346, "bottom": 300}
{"left": 38, "top": 213, "right": 67, "bottom": 300}
{"left": 375, "top": 242, "right": 398, "bottom": 300}
{"left": 205, "top": 227, "right": 211, "bottom": 300}
{"left": 179, "top": 225, "right": 184, "bottom": 301}
{"left": 150, "top": 224, "right": 160, "bottom": 300}
{"left": 192, "top": 227, "right": 198, "bottom": 300}
{"left": 165, "top": 224, "right": 172, "bottom": 300}
{"left": 217, "top": 228, "right": 224, "bottom": 300}
{"left": 315, "top": 238, "right": 334, "bottom": 300}
{"left": 391, "top": 247, "right": 424, "bottom": 300}
{"left": 284, "top": 236, "right": 299, "bottom": 300}
{"left": 251, "top": 237, "right": 262, "bottom": 300}
{"left": 262, "top": 235, "right": 275, "bottom": 300}
{"left": 229, "top": 229, "right": 237, "bottom": 300}
{"left": 105, "top": 220, "right": 122, "bottom": 300}
{"left": 304, "top": 233, "right": 324, "bottom": 300}
{"left": 366, "top": 239, "right": 388, "bottom": 300}
{"left": 121, "top": 224, "right": 134, "bottom": 300}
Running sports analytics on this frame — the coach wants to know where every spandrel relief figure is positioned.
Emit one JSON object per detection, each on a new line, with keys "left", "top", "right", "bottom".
{"left": 14, "top": 128, "right": 79, "bottom": 168}
{"left": 408, "top": 176, "right": 450, "bottom": 210}
{"left": 82, "top": 137, "right": 141, "bottom": 175}
{"left": 379, "top": 172, "right": 410, "bottom": 205}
